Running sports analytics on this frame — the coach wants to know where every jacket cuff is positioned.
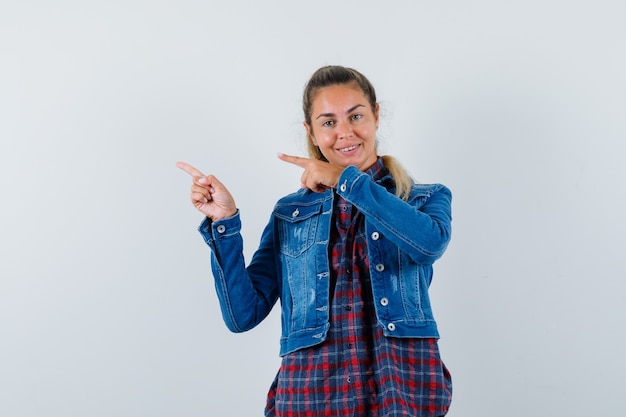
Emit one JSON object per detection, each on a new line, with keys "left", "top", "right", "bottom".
{"left": 336, "top": 165, "right": 366, "bottom": 196}
{"left": 198, "top": 210, "right": 241, "bottom": 246}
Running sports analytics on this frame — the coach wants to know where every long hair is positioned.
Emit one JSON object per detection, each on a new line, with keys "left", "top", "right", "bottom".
{"left": 302, "top": 65, "right": 413, "bottom": 200}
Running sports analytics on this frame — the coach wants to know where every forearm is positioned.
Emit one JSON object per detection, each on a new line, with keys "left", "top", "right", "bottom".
{"left": 337, "top": 166, "right": 452, "bottom": 264}
{"left": 199, "top": 214, "right": 279, "bottom": 332}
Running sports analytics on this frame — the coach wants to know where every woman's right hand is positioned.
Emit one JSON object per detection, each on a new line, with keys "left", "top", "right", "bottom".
{"left": 176, "top": 161, "right": 237, "bottom": 221}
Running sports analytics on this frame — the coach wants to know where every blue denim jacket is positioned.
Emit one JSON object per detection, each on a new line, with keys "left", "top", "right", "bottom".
{"left": 199, "top": 164, "right": 452, "bottom": 356}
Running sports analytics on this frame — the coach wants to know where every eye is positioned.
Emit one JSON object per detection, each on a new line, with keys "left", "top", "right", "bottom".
{"left": 351, "top": 114, "right": 363, "bottom": 121}
{"left": 322, "top": 120, "right": 335, "bottom": 127}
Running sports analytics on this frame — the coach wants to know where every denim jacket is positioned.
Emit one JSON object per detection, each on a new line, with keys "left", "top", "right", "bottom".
{"left": 199, "top": 163, "right": 452, "bottom": 356}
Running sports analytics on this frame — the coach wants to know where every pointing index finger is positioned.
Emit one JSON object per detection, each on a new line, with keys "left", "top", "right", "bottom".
{"left": 277, "top": 153, "right": 310, "bottom": 169}
{"left": 176, "top": 161, "right": 206, "bottom": 178}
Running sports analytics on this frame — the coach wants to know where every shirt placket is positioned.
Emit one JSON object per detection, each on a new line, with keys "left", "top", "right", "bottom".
{"left": 334, "top": 199, "right": 363, "bottom": 415}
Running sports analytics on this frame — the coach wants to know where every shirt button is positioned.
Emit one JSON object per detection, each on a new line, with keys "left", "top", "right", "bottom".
{"left": 216, "top": 225, "right": 226, "bottom": 234}
{"left": 375, "top": 263, "right": 385, "bottom": 272}
{"left": 371, "top": 231, "right": 380, "bottom": 240}
{"left": 347, "top": 376, "right": 352, "bottom": 383}
{"left": 345, "top": 305, "right": 352, "bottom": 311}
{"left": 387, "top": 323, "right": 396, "bottom": 331}
{"left": 380, "top": 297, "right": 389, "bottom": 306}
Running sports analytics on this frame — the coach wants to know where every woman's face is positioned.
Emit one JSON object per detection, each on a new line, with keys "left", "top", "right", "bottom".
{"left": 305, "top": 83, "right": 379, "bottom": 171}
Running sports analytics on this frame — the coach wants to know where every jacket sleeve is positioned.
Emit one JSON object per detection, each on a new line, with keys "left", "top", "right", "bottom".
{"left": 337, "top": 165, "right": 452, "bottom": 265}
{"left": 198, "top": 212, "right": 280, "bottom": 333}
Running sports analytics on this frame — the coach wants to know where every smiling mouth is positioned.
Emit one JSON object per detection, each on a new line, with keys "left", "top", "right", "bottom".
{"left": 338, "top": 144, "right": 358, "bottom": 152}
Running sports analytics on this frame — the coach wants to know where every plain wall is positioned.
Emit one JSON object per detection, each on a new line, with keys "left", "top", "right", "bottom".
{"left": 1, "top": 1, "right": 625, "bottom": 416}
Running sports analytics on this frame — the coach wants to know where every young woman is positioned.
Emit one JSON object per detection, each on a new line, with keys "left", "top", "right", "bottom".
{"left": 178, "top": 65, "right": 453, "bottom": 416}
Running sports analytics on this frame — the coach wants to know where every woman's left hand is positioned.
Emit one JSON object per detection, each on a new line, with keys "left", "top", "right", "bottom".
{"left": 278, "top": 153, "right": 343, "bottom": 193}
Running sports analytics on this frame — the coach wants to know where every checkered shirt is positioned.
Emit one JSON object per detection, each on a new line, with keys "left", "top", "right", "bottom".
{"left": 265, "top": 159, "right": 452, "bottom": 416}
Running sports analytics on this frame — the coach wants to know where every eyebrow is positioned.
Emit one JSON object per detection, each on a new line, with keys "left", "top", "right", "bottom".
{"left": 315, "top": 104, "right": 366, "bottom": 120}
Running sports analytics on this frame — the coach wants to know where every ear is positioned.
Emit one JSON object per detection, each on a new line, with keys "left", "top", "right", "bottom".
{"left": 304, "top": 122, "right": 318, "bottom": 146}
{"left": 374, "top": 103, "right": 380, "bottom": 129}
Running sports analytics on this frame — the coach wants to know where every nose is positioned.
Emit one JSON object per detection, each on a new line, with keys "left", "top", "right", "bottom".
{"left": 336, "top": 121, "right": 353, "bottom": 139}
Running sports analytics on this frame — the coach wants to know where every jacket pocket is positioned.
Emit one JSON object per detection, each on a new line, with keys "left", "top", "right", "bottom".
{"left": 274, "top": 202, "right": 323, "bottom": 258}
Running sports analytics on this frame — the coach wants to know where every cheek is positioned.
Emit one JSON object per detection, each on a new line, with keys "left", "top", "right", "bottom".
{"left": 314, "top": 133, "right": 333, "bottom": 148}
{"left": 356, "top": 126, "right": 375, "bottom": 141}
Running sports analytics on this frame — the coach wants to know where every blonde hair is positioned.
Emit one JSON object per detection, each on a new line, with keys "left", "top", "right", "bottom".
{"left": 303, "top": 65, "right": 414, "bottom": 200}
{"left": 381, "top": 155, "right": 413, "bottom": 201}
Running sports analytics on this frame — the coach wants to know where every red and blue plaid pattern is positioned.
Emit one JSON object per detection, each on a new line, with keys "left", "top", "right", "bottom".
{"left": 265, "top": 159, "right": 452, "bottom": 416}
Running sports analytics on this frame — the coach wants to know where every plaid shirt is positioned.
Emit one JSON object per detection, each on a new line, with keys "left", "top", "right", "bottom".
{"left": 265, "top": 159, "right": 452, "bottom": 416}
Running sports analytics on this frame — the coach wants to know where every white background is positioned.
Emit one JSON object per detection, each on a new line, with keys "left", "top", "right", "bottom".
{"left": 1, "top": 1, "right": 625, "bottom": 416}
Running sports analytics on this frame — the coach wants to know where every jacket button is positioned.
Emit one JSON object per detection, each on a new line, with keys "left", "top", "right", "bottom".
{"left": 339, "top": 180, "right": 347, "bottom": 192}
{"left": 375, "top": 264, "right": 385, "bottom": 272}
{"left": 371, "top": 231, "right": 380, "bottom": 240}
{"left": 291, "top": 208, "right": 299, "bottom": 218}
{"left": 380, "top": 297, "right": 389, "bottom": 306}
{"left": 387, "top": 323, "right": 396, "bottom": 331}
{"left": 216, "top": 225, "right": 226, "bottom": 234}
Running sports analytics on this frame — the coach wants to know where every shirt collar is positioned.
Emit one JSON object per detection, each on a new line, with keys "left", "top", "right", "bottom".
{"left": 365, "top": 157, "right": 389, "bottom": 182}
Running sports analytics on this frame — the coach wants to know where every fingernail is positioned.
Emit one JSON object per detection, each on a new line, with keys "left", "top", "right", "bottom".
{"left": 198, "top": 177, "right": 207, "bottom": 184}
